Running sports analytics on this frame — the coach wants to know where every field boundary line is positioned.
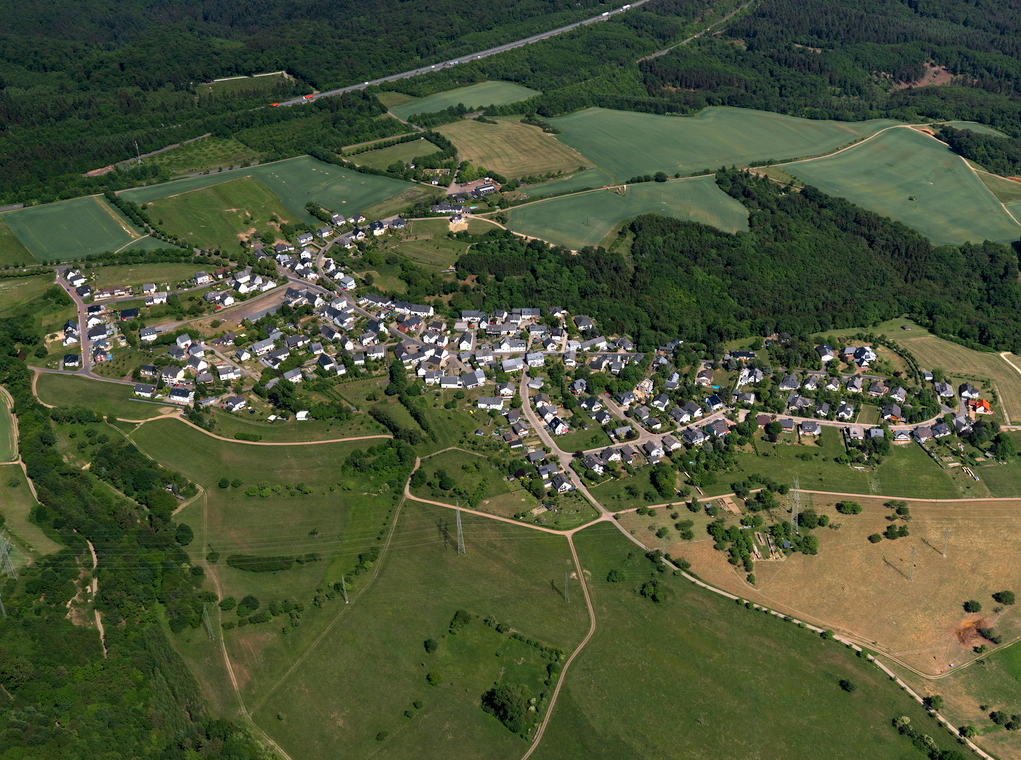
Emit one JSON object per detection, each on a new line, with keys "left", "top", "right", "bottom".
{"left": 110, "top": 235, "right": 152, "bottom": 254}
{"left": 94, "top": 195, "right": 143, "bottom": 239}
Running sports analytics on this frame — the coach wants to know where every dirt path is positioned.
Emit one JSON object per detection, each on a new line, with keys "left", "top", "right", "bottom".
{"left": 638, "top": 0, "right": 756, "bottom": 62}
{"left": 86, "top": 539, "right": 107, "bottom": 657}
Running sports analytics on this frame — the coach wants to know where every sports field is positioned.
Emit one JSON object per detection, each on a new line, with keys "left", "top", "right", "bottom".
{"left": 148, "top": 176, "right": 300, "bottom": 251}
{"left": 437, "top": 118, "right": 590, "bottom": 178}
{"left": 521, "top": 167, "right": 615, "bottom": 197}
{"left": 787, "top": 128, "right": 1021, "bottom": 245}
{"left": 530, "top": 523, "right": 964, "bottom": 759}
{"left": 34, "top": 373, "right": 169, "bottom": 421}
{"left": 548, "top": 106, "right": 901, "bottom": 181}
{"left": 144, "top": 136, "right": 264, "bottom": 176}
{"left": 678, "top": 495, "right": 1021, "bottom": 676}
{"left": 348, "top": 138, "right": 436, "bottom": 170}
{"left": 390, "top": 81, "right": 540, "bottom": 121}
{"left": 506, "top": 177, "right": 749, "bottom": 249}
{"left": 2, "top": 196, "right": 145, "bottom": 261}
{"left": 0, "top": 217, "right": 36, "bottom": 266}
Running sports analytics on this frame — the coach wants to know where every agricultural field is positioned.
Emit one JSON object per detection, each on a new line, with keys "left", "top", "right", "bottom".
{"left": 677, "top": 495, "right": 1021, "bottom": 676}
{"left": 389, "top": 81, "right": 541, "bottom": 121}
{"left": 0, "top": 217, "right": 36, "bottom": 266}
{"left": 348, "top": 138, "right": 436, "bottom": 170}
{"left": 375, "top": 91, "right": 418, "bottom": 110}
{"left": 786, "top": 128, "right": 1021, "bottom": 245}
{"left": 361, "top": 186, "right": 442, "bottom": 220}
{"left": 2, "top": 196, "right": 147, "bottom": 261}
{"left": 940, "top": 121, "right": 1009, "bottom": 137}
{"left": 34, "top": 373, "right": 170, "bottom": 421}
{"left": 506, "top": 176, "right": 749, "bottom": 250}
{"left": 436, "top": 118, "right": 590, "bottom": 179}
{"left": 975, "top": 171, "right": 1021, "bottom": 204}
{"left": 147, "top": 176, "right": 300, "bottom": 251}
{"left": 0, "top": 464, "right": 62, "bottom": 562}
{"left": 521, "top": 167, "right": 615, "bottom": 198}
{"left": 1008, "top": 200, "right": 1021, "bottom": 223}
{"left": 0, "top": 391, "right": 17, "bottom": 462}
{"left": 247, "top": 499, "right": 590, "bottom": 759}
{"left": 549, "top": 106, "right": 900, "bottom": 182}
{"left": 143, "top": 136, "right": 265, "bottom": 177}
{"left": 530, "top": 523, "right": 965, "bottom": 760}
{"left": 92, "top": 262, "right": 203, "bottom": 290}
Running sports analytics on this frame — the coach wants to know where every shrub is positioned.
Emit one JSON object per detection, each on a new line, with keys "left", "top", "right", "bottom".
{"left": 993, "top": 590, "right": 1016, "bottom": 605}
{"left": 424, "top": 638, "right": 438, "bottom": 654}
{"left": 963, "top": 600, "right": 982, "bottom": 613}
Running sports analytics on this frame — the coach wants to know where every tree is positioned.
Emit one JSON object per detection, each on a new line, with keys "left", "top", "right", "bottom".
{"left": 993, "top": 590, "right": 1016, "bottom": 605}
{"left": 924, "top": 695, "right": 944, "bottom": 711}
{"left": 606, "top": 568, "right": 626, "bottom": 583}
{"left": 424, "top": 638, "right": 438, "bottom": 654}
{"left": 238, "top": 594, "right": 260, "bottom": 613}
{"left": 868, "top": 533, "right": 882, "bottom": 543}
{"left": 481, "top": 684, "right": 530, "bottom": 732}
{"left": 963, "top": 600, "right": 982, "bottom": 613}
{"left": 838, "top": 679, "right": 857, "bottom": 693}
{"left": 218, "top": 477, "right": 230, "bottom": 489}
{"left": 175, "top": 522, "right": 194, "bottom": 546}
{"left": 835, "top": 501, "right": 862, "bottom": 514}
{"left": 219, "top": 596, "right": 236, "bottom": 611}
{"left": 426, "top": 672, "right": 442, "bottom": 685}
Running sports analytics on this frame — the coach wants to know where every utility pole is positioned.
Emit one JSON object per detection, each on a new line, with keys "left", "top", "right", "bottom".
{"left": 456, "top": 505, "right": 466, "bottom": 556}
{"left": 0, "top": 531, "right": 17, "bottom": 579}
{"left": 910, "top": 545, "right": 917, "bottom": 582}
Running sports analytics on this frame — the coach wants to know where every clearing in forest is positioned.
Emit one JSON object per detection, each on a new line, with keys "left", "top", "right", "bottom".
{"left": 389, "top": 81, "right": 540, "bottom": 121}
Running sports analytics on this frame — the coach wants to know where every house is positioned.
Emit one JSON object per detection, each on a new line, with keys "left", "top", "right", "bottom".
{"left": 550, "top": 474, "right": 574, "bottom": 493}
{"left": 549, "top": 418, "right": 570, "bottom": 435}
{"left": 814, "top": 401, "right": 830, "bottom": 418}
{"left": 527, "top": 377, "right": 545, "bottom": 390}
{"left": 890, "top": 387, "right": 908, "bottom": 403}
{"left": 843, "top": 345, "right": 877, "bottom": 367}
{"left": 168, "top": 387, "right": 195, "bottom": 404}
{"left": 694, "top": 369, "right": 714, "bottom": 387}
{"left": 642, "top": 440, "right": 664, "bottom": 459}
{"left": 187, "top": 355, "right": 208, "bottom": 373}
{"left": 251, "top": 338, "right": 276, "bottom": 356}
{"left": 616, "top": 391, "right": 636, "bottom": 407}
{"left": 704, "top": 394, "right": 725, "bottom": 412}
{"left": 632, "top": 405, "right": 651, "bottom": 421}
{"left": 316, "top": 353, "right": 336, "bottom": 372}
{"left": 970, "top": 399, "right": 993, "bottom": 415}
{"left": 175, "top": 333, "right": 192, "bottom": 349}
{"left": 845, "top": 377, "right": 863, "bottom": 393}
{"left": 192, "top": 271, "right": 213, "bottom": 286}
{"left": 799, "top": 420, "right": 820, "bottom": 436}
{"left": 570, "top": 378, "right": 588, "bottom": 395}
{"left": 282, "top": 368, "right": 303, "bottom": 383}
{"left": 477, "top": 396, "right": 504, "bottom": 411}
{"left": 161, "top": 365, "right": 185, "bottom": 383}
{"left": 734, "top": 391, "right": 756, "bottom": 406}
{"left": 337, "top": 275, "right": 357, "bottom": 290}
{"left": 932, "top": 422, "right": 952, "bottom": 438}
{"left": 316, "top": 226, "right": 333, "bottom": 240}
{"left": 133, "top": 383, "right": 156, "bottom": 398}
{"left": 893, "top": 430, "right": 912, "bottom": 444}
{"left": 224, "top": 396, "right": 247, "bottom": 412}
{"left": 234, "top": 347, "right": 252, "bottom": 362}
{"left": 867, "top": 381, "right": 888, "bottom": 397}
{"left": 461, "top": 369, "right": 485, "bottom": 389}
{"left": 440, "top": 375, "right": 461, "bottom": 389}
{"left": 730, "top": 350, "right": 756, "bottom": 362}
{"left": 139, "top": 326, "right": 160, "bottom": 343}
{"left": 836, "top": 402, "right": 855, "bottom": 421}
{"left": 579, "top": 396, "right": 603, "bottom": 412}
{"left": 496, "top": 382, "right": 515, "bottom": 397}
{"left": 913, "top": 426, "right": 934, "bottom": 442}
{"left": 953, "top": 414, "right": 973, "bottom": 434}
{"left": 960, "top": 383, "right": 980, "bottom": 400}
{"left": 682, "top": 400, "right": 704, "bottom": 419}
{"left": 573, "top": 315, "right": 594, "bottom": 331}
{"left": 651, "top": 393, "right": 670, "bottom": 411}
{"left": 778, "top": 374, "right": 801, "bottom": 392}
{"left": 664, "top": 372, "right": 680, "bottom": 391}
{"left": 592, "top": 410, "right": 612, "bottom": 425}
{"left": 284, "top": 334, "right": 310, "bottom": 350}
{"left": 501, "top": 357, "right": 525, "bottom": 373}
{"left": 582, "top": 456, "right": 604, "bottom": 474}
{"left": 296, "top": 232, "right": 314, "bottom": 246}
{"left": 661, "top": 434, "right": 682, "bottom": 451}
{"left": 218, "top": 365, "right": 241, "bottom": 382}
{"left": 613, "top": 425, "right": 634, "bottom": 440}
{"left": 139, "top": 364, "right": 157, "bottom": 378}
{"left": 816, "top": 344, "right": 835, "bottom": 363}
{"left": 705, "top": 419, "right": 730, "bottom": 438}
{"left": 682, "top": 427, "right": 706, "bottom": 447}
{"left": 880, "top": 404, "right": 902, "bottom": 421}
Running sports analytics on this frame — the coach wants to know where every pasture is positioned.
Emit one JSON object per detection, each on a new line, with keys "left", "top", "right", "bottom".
{"left": 521, "top": 167, "right": 615, "bottom": 198}
{"left": 249, "top": 499, "right": 589, "bottom": 759}
{"left": 786, "top": 128, "right": 1021, "bottom": 245}
{"left": 0, "top": 390, "right": 17, "bottom": 462}
{"left": 348, "top": 138, "right": 436, "bottom": 170}
{"left": 390, "top": 81, "right": 541, "bottom": 121}
{"left": 530, "top": 523, "right": 964, "bottom": 760}
{"left": 436, "top": 118, "right": 590, "bottom": 178}
{"left": 506, "top": 176, "right": 749, "bottom": 250}
{"left": 147, "top": 176, "right": 300, "bottom": 251}
{"left": 2, "top": 196, "right": 145, "bottom": 261}
{"left": 0, "top": 464, "right": 62, "bottom": 560}
{"left": 0, "top": 217, "right": 36, "bottom": 266}
{"left": 549, "top": 106, "right": 900, "bottom": 181}
{"left": 34, "top": 373, "right": 169, "bottom": 421}
{"left": 144, "top": 136, "right": 264, "bottom": 177}
{"left": 680, "top": 494, "right": 1021, "bottom": 675}
{"left": 92, "top": 262, "right": 202, "bottom": 290}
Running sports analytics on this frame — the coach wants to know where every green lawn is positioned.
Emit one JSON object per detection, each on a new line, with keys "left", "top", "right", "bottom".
{"left": 390, "top": 81, "right": 541, "bottom": 121}
{"left": 144, "top": 136, "right": 265, "bottom": 177}
{"left": 92, "top": 262, "right": 203, "bottom": 290}
{"left": 973, "top": 458, "right": 1021, "bottom": 498}
{"left": 0, "top": 390, "right": 17, "bottom": 462}
{"left": 554, "top": 423, "right": 611, "bottom": 454}
{"left": 507, "top": 176, "right": 749, "bottom": 250}
{"left": 349, "top": 138, "right": 436, "bottom": 170}
{"left": 34, "top": 373, "right": 168, "bottom": 420}
{"left": 549, "top": 106, "right": 900, "bottom": 182}
{"left": 787, "top": 127, "right": 1021, "bottom": 245}
{"left": 531, "top": 523, "right": 967, "bottom": 760}
{"left": 0, "top": 464, "right": 62, "bottom": 559}
{"left": 521, "top": 168, "right": 615, "bottom": 198}
{"left": 0, "top": 217, "right": 36, "bottom": 266}
{"left": 2, "top": 196, "right": 147, "bottom": 261}
{"left": 148, "top": 176, "right": 301, "bottom": 251}
{"left": 248, "top": 499, "right": 589, "bottom": 759}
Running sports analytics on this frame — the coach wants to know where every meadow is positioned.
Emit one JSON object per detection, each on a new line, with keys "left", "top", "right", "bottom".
{"left": 0, "top": 464, "right": 62, "bottom": 561}
{"left": 507, "top": 176, "right": 749, "bottom": 249}
{"left": 412, "top": 447, "right": 540, "bottom": 516}
{"left": 975, "top": 171, "right": 1021, "bottom": 204}
{"left": 787, "top": 128, "right": 1021, "bottom": 245}
{"left": 248, "top": 499, "right": 589, "bottom": 759}
{"left": 148, "top": 176, "right": 300, "bottom": 251}
{"left": 2, "top": 196, "right": 146, "bottom": 261}
{"left": 194, "top": 72, "right": 292, "bottom": 98}
{"left": 0, "top": 391, "right": 17, "bottom": 462}
{"left": 0, "top": 217, "right": 36, "bottom": 266}
{"left": 548, "top": 106, "right": 900, "bottom": 182}
{"left": 207, "top": 408, "right": 387, "bottom": 443}
{"left": 521, "top": 167, "right": 615, "bottom": 198}
{"left": 143, "top": 136, "right": 264, "bottom": 177}
{"left": 396, "top": 218, "right": 475, "bottom": 269}
{"left": 360, "top": 186, "right": 441, "bottom": 220}
{"left": 530, "top": 522, "right": 965, "bottom": 760}
{"left": 92, "top": 262, "right": 204, "bottom": 289}
{"left": 34, "top": 373, "right": 169, "bottom": 420}
{"left": 436, "top": 118, "right": 590, "bottom": 179}
{"left": 348, "top": 138, "right": 436, "bottom": 170}
{"left": 389, "top": 81, "right": 541, "bottom": 121}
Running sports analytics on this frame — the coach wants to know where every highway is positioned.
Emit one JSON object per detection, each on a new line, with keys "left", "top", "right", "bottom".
{"left": 275, "top": 1, "right": 650, "bottom": 106}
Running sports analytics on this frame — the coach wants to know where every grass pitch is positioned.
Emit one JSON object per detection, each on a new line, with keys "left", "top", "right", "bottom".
{"left": 147, "top": 176, "right": 300, "bottom": 251}
{"left": 530, "top": 522, "right": 964, "bottom": 759}
{"left": 787, "top": 128, "right": 1021, "bottom": 245}
{"left": 390, "top": 81, "right": 540, "bottom": 121}
{"left": 506, "top": 176, "right": 748, "bottom": 249}
{"left": 548, "top": 106, "right": 900, "bottom": 182}
{"left": 2, "top": 196, "right": 145, "bottom": 261}
{"left": 437, "top": 118, "right": 590, "bottom": 179}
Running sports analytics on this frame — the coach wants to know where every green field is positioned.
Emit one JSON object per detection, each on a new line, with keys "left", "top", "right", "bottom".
{"left": 144, "top": 136, "right": 265, "bottom": 176}
{"left": 0, "top": 217, "right": 36, "bottom": 266}
{"left": 93, "top": 262, "right": 203, "bottom": 289}
{"left": 0, "top": 464, "right": 62, "bottom": 561}
{"left": 521, "top": 168, "right": 615, "bottom": 198}
{"left": 507, "top": 176, "right": 749, "bottom": 250}
{"left": 530, "top": 523, "right": 964, "bottom": 760}
{"left": 361, "top": 186, "right": 442, "bottom": 221}
{"left": 349, "top": 138, "right": 436, "bottom": 170}
{"left": 148, "top": 176, "right": 300, "bottom": 251}
{"left": 437, "top": 117, "right": 590, "bottom": 179}
{"left": 0, "top": 391, "right": 17, "bottom": 462}
{"left": 390, "top": 81, "right": 541, "bottom": 121}
{"left": 122, "top": 156, "right": 416, "bottom": 225}
{"left": 207, "top": 407, "right": 387, "bottom": 442}
{"left": 34, "top": 373, "right": 169, "bottom": 421}
{"left": 412, "top": 448, "right": 540, "bottom": 515}
{"left": 941, "top": 120, "right": 1009, "bottom": 137}
{"left": 787, "top": 128, "right": 1021, "bottom": 245}
{"left": 195, "top": 72, "right": 292, "bottom": 98}
{"left": 976, "top": 172, "right": 1021, "bottom": 204}
{"left": 397, "top": 218, "right": 475, "bottom": 268}
{"left": 2, "top": 196, "right": 146, "bottom": 261}
{"left": 549, "top": 107, "right": 901, "bottom": 182}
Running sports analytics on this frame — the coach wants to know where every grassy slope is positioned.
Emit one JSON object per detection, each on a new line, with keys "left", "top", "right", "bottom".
{"left": 507, "top": 177, "right": 749, "bottom": 250}
{"left": 549, "top": 106, "right": 900, "bottom": 181}
{"left": 787, "top": 128, "right": 1021, "bottom": 245}
{"left": 397, "top": 218, "right": 473, "bottom": 269}
{"left": 976, "top": 172, "right": 1021, "bottom": 204}
{"left": 2, "top": 196, "right": 144, "bottom": 261}
{"left": 34, "top": 373, "right": 169, "bottom": 420}
{"left": 521, "top": 168, "right": 615, "bottom": 197}
{"left": 0, "top": 216, "right": 37, "bottom": 266}
{"left": 531, "top": 522, "right": 965, "bottom": 760}
{"left": 390, "top": 82, "right": 541, "bottom": 121}
{"left": 437, "top": 118, "right": 590, "bottom": 178}
{"left": 0, "top": 390, "right": 16, "bottom": 462}
{"left": 0, "top": 464, "right": 62, "bottom": 559}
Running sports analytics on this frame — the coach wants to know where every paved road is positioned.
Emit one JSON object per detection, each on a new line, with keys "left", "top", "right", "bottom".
{"left": 275, "top": 1, "right": 651, "bottom": 107}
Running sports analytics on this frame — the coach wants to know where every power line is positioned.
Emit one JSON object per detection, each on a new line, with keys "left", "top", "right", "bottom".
{"left": 791, "top": 475, "right": 801, "bottom": 528}
{"left": 0, "top": 531, "right": 18, "bottom": 580}
{"left": 456, "top": 505, "right": 466, "bottom": 556}
{"left": 564, "top": 569, "right": 569, "bottom": 604}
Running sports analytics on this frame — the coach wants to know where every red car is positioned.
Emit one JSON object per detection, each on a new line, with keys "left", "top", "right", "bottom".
{"left": 270, "top": 102, "right": 280, "bottom": 106}
{"left": 303, "top": 94, "right": 314, "bottom": 100}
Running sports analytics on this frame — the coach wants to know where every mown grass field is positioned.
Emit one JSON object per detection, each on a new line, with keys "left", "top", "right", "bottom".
{"left": 390, "top": 81, "right": 541, "bottom": 121}
{"left": 549, "top": 106, "right": 900, "bottom": 181}
{"left": 195, "top": 72, "right": 291, "bottom": 97}
{"left": 34, "top": 373, "right": 169, "bottom": 420}
{"left": 787, "top": 128, "right": 1021, "bottom": 245}
{"left": 0, "top": 391, "right": 17, "bottom": 462}
{"left": 437, "top": 118, "right": 590, "bottom": 178}
{"left": 144, "top": 136, "right": 264, "bottom": 176}
{"left": 250, "top": 499, "right": 589, "bottom": 759}
{"left": 521, "top": 167, "right": 615, "bottom": 198}
{"left": 0, "top": 464, "right": 62, "bottom": 561}
{"left": 376, "top": 91, "right": 418, "bottom": 110}
{"left": 0, "top": 217, "right": 36, "bottom": 266}
{"left": 530, "top": 522, "right": 964, "bottom": 760}
{"left": 148, "top": 176, "right": 300, "bottom": 251}
{"left": 348, "top": 138, "right": 436, "bottom": 170}
{"left": 2, "top": 196, "right": 146, "bottom": 261}
{"left": 92, "top": 262, "right": 202, "bottom": 289}
{"left": 678, "top": 495, "right": 1021, "bottom": 676}
{"left": 507, "top": 176, "right": 749, "bottom": 249}
{"left": 976, "top": 171, "right": 1021, "bottom": 204}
